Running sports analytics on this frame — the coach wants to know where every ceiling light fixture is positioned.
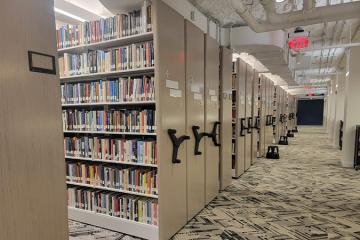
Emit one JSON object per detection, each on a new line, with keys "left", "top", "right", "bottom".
{"left": 64, "top": 0, "right": 108, "bottom": 19}
{"left": 54, "top": 7, "right": 86, "bottom": 22}
{"left": 276, "top": 0, "right": 285, "bottom": 3}
{"left": 346, "top": 71, "right": 350, "bottom": 77}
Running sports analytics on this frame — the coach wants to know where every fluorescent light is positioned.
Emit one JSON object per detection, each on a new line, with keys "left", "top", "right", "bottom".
{"left": 54, "top": 7, "right": 86, "bottom": 22}
{"left": 346, "top": 71, "right": 350, "bottom": 77}
{"left": 64, "top": 0, "right": 109, "bottom": 18}
{"left": 276, "top": 0, "right": 285, "bottom": 2}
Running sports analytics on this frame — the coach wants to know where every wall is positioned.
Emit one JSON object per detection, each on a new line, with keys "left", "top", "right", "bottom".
{"left": 342, "top": 46, "right": 360, "bottom": 167}
{"left": 297, "top": 99, "right": 324, "bottom": 125}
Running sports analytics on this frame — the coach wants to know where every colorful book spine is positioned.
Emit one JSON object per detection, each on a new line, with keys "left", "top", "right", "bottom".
{"left": 67, "top": 187, "right": 158, "bottom": 225}
{"left": 58, "top": 41, "right": 154, "bottom": 77}
{"left": 64, "top": 137, "right": 157, "bottom": 165}
{"left": 60, "top": 76, "right": 155, "bottom": 104}
{"left": 62, "top": 109, "right": 156, "bottom": 133}
{"left": 56, "top": 1, "right": 152, "bottom": 49}
{"left": 66, "top": 163, "right": 158, "bottom": 195}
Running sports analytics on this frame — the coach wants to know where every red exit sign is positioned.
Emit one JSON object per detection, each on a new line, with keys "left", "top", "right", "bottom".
{"left": 288, "top": 36, "right": 310, "bottom": 50}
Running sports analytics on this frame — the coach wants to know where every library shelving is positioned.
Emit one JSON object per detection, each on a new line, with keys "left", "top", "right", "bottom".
{"left": 59, "top": 67, "right": 155, "bottom": 81}
{"left": 57, "top": 1, "right": 160, "bottom": 239}
{"left": 231, "top": 63, "right": 237, "bottom": 178}
{"left": 58, "top": 32, "right": 154, "bottom": 53}
{"left": 57, "top": 0, "right": 227, "bottom": 239}
{"left": 232, "top": 58, "right": 246, "bottom": 178}
{"left": 258, "top": 74, "right": 274, "bottom": 157}
{"left": 219, "top": 47, "right": 232, "bottom": 190}
{"left": 1, "top": 0, "right": 68, "bottom": 239}
{"left": 250, "top": 69, "right": 260, "bottom": 163}
{"left": 244, "top": 63, "right": 254, "bottom": 171}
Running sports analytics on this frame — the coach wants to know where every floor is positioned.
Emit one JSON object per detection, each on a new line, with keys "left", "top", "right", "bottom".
{"left": 69, "top": 126, "right": 360, "bottom": 240}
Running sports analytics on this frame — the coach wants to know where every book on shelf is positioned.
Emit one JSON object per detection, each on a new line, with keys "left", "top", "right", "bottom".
{"left": 58, "top": 41, "right": 154, "bottom": 77}
{"left": 64, "top": 136, "right": 157, "bottom": 165}
{"left": 67, "top": 187, "right": 158, "bottom": 226}
{"left": 61, "top": 76, "right": 155, "bottom": 104}
{"left": 62, "top": 109, "right": 156, "bottom": 133}
{"left": 66, "top": 162, "right": 158, "bottom": 195}
{"left": 56, "top": 0, "right": 152, "bottom": 49}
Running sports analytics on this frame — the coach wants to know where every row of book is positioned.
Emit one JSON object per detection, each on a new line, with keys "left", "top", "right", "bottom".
{"left": 64, "top": 137, "right": 157, "bottom": 165}
{"left": 68, "top": 187, "right": 158, "bottom": 225}
{"left": 56, "top": 1, "right": 152, "bottom": 49}
{"left": 66, "top": 162, "right": 158, "bottom": 195}
{"left": 62, "top": 109, "right": 156, "bottom": 133}
{"left": 61, "top": 76, "right": 155, "bottom": 104}
{"left": 59, "top": 42, "right": 154, "bottom": 77}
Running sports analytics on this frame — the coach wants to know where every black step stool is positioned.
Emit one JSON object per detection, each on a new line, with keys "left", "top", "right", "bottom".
{"left": 279, "top": 136, "right": 288, "bottom": 145}
{"left": 266, "top": 146, "right": 280, "bottom": 159}
{"left": 287, "top": 130, "right": 294, "bottom": 138}
{"left": 292, "top": 126, "right": 298, "bottom": 133}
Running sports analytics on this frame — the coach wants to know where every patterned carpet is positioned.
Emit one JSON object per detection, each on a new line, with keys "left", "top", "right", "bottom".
{"left": 69, "top": 126, "right": 360, "bottom": 240}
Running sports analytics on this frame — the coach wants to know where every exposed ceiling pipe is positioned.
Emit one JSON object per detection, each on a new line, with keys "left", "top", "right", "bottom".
{"left": 321, "top": 21, "right": 337, "bottom": 75}
{"left": 318, "top": 22, "right": 328, "bottom": 75}
{"left": 325, "top": 21, "right": 346, "bottom": 74}
{"left": 231, "top": 0, "right": 360, "bottom": 32}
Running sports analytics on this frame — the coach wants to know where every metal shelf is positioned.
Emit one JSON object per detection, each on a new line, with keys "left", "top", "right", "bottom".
{"left": 66, "top": 181, "right": 158, "bottom": 199}
{"left": 60, "top": 67, "right": 155, "bottom": 82}
{"left": 58, "top": 32, "right": 153, "bottom": 54}
{"left": 63, "top": 130, "right": 156, "bottom": 136}
{"left": 62, "top": 100, "right": 156, "bottom": 107}
{"left": 65, "top": 155, "right": 157, "bottom": 168}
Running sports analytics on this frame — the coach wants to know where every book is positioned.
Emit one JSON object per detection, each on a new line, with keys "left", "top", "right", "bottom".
{"left": 66, "top": 162, "right": 158, "bottom": 195}
{"left": 58, "top": 41, "right": 154, "bottom": 77}
{"left": 56, "top": 1, "right": 152, "bottom": 49}
{"left": 62, "top": 109, "right": 156, "bottom": 133}
{"left": 61, "top": 76, "right": 155, "bottom": 104}
{"left": 64, "top": 136, "right": 157, "bottom": 165}
{"left": 67, "top": 187, "right": 159, "bottom": 225}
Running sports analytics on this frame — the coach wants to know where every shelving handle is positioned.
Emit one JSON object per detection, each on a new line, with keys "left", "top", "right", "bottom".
{"left": 247, "top": 117, "right": 253, "bottom": 134}
{"left": 207, "top": 121, "right": 221, "bottom": 147}
{"left": 192, "top": 126, "right": 207, "bottom": 155}
{"left": 168, "top": 129, "right": 190, "bottom": 164}
{"left": 240, "top": 118, "right": 246, "bottom": 137}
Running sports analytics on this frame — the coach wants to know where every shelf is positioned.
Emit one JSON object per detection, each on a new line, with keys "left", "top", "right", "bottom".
{"left": 66, "top": 181, "right": 158, "bottom": 199}
{"left": 58, "top": 32, "right": 154, "bottom": 54}
{"left": 60, "top": 67, "right": 155, "bottom": 82}
{"left": 68, "top": 207, "right": 158, "bottom": 240}
{"left": 65, "top": 156, "right": 157, "bottom": 168}
{"left": 62, "top": 101, "right": 156, "bottom": 107}
{"left": 63, "top": 130, "right": 156, "bottom": 136}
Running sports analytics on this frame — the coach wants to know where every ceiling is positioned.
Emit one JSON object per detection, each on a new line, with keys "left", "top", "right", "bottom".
{"left": 190, "top": 0, "right": 360, "bottom": 91}
{"left": 54, "top": 0, "right": 360, "bottom": 93}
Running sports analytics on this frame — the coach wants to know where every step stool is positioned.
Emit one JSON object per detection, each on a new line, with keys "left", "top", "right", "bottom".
{"left": 279, "top": 136, "right": 288, "bottom": 145}
{"left": 266, "top": 146, "right": 280, "bottom": 159}
{"left": 287, "top": 130, "right": 294, "bottom": 138}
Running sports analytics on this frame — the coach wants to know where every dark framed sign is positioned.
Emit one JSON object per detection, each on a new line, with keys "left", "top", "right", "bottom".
{"left": 28, "top": 50, "right": 56, "bottom": 75}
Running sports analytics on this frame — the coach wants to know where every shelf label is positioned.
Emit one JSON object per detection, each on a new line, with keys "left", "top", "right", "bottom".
{"left": 166, "top": 80, "right": 179, "bottom": 89}
{"left": 194, "top": 93, "right": 202, "bottom": 101}
{"left": 210, "top": 95, "right": 218, "bottom": 102}
{"left": 191, "top": 85, "right": 201, "bottom": 93}
{"left": 170, "top": 89, "right": 182, "bottom": 98}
